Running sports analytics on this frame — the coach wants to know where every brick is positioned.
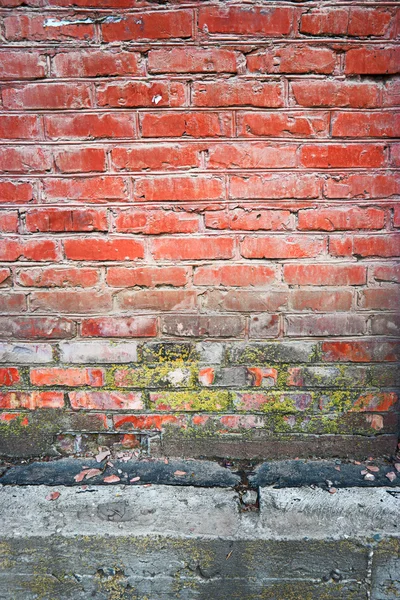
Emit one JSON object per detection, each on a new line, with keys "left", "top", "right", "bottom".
{"left": 391, "top": 144, "right": 400, "bottom": 167}
{"left": 53, "top": 50, "right": 143, "bottom": 77}
{"left": 291, "top": 81, "right": 381, "bottom": 108}
{"left": 194, "top": 265, "right": 275, "bottom": 287}
{"left": 233, "top": 391, "right": 312, "bottom": 412}
{"left": 0, "top": 147, "right": 52, "bottom": 173}
{"left": 241, "top": 236, "right": 324, "bottom": 259}
{"left": 330, "top": 235, "right": 400, "bottom": 258}
{"left": 148, "top": 48, "right": 238, "bottom": 73}
{"left": 43, "top": 177, "right": 127, "bottom": 202}
{"left": 287, "top": 365, "right": 368, "bottom": 388}
{"left": 370, "top": 315, "right": 400, "bottom": 336}
{"left": 247, "top": 46, "right": 336, "bottom": 74}
{"left": 152, "top": 237, "right": 234, "bottom": 260}
{"left": 0, "top": 212, "right": 18, "bottom": 233}
{"left": 300, "top": 144, "right": 386, "bottom": 169}
{"left": 300, "top": 8, "right": 392, "bottom": 37}
{"left": 0, "top": 181, "right": 33, "bottom": 204}
{"left": 207, "top": 142, "right": 297, "bottom": 169}
{"left": 45, "top": 113, "right": 136, "bottom": 140}
{"left": 0, "top": 293, "right": 26, "bottom": 313}
{"left": 230, "top": 174, "right": 320, "bottom": 199}
{"left": 107, "top": 266, "right": 188, "bottom": 287}
{"left": 0, "top": 316, "right": 74, "bottom": 339}
{"left": 30, "top": 368, "right": 104, "bottom": 387}
{"left": 60, "top": 341, "right": 137, "bottom": 363}
{"left": 0, "top": 269, "right": 11, "bottom": 285}
{"left": 237, "top": 111, "right": 329, "bottom": 138}
{"left": 17, "top": 267, "right": 99, "bottom": 288}
{"left": 205, "top": 208, "right": 292, "bottom": 231}
{"left": 352, "top": 392, "right": 398, "bottom": 412}
{"left": 290, "top": 290, "right": 353, "bottom": 312}
{"left": 384, "top": 78, "right": 400, "bottom": 107}
{"left": 135, "top": 176, "right": 224, "bottom": 202}
{"left": 359, "top": 288, "right": 400, "bottom": 311}
{"left": 149, "top": 390, "right": 230, "bottom": 411}
{"left": 0, "top": 51, "right": 46, "bottom": 79}
{"left": 114, "top": 210, "right": 198, "bottom": 234}
{"left": 322, "top": 341, "right": 400, "bottom": 362}
{"left": 141, "top": 112, "right": 233, "bottom": 138}
{"left": 69, "top": 391, "right": 143, "bottom": 410}
{"left": 193, "top": 80, "right": 282, "bottom": 107}
{"left": 0, "top": 115, "right": 43, "bottom": 140}
{"left": 204, "top": 290, "right": 288, "bottom": 312}
{"left": 298, "top": 207, "right": 385, "bottom": 231}
{"left": 102, "top": 10, "right": 193, "bottom": 42}
{"left": 113, "top": 414, "right": 185, "bottom": 430}
{"left": 0, "top": 391, "right": 64, "bottom": 409}
{"left": 96, "top": 81, "right": 185, "bottom": 108}
{"left": 30, "top": 291, "right": 112, "bottom": 314}
{"left": 161, "top": 315, "right": 245, "bottom": 338}
{"left": 26, "top": 209, "right": 108, "bottom": 232}
{"left": 64, "top": 238, "right": 144, "bottom": 261}
{"left": 228, "top": 341, "right": 317, "bottom": 364}
{"left": 372, "top": 265, "right": 400, "bottom": 283}
{"left": 346, "top": 48, "right": 400, "bottom": 75}
{"left": 324, "top": 174, "right": 400, "bottom": 199}
{"left": 0, "top": 368, "right": 20, "bottom": 386}
{"left": 55, "top": 148, "right": 106, "bottom": 173}
{"left": 116, "top": 290, "right": 196, "bottom": 311}
{"left": 111, "top": 144, "right": 200, "bottom": 171}
{"left": 283, "top": 264, "right": 366, "bottom": 286}
{"left": 286, "top": 314, "right": 365, "bottom": 337}
{"left": 331, "top": 112, "right": 400, "bottom": 138}
{"left": 82, "top": 317, "right": 157, "bottom": 338}
{"left": 0, "top": 343, "right": 52, "bottom": 364}
{"left": 4, "top": 15, "right": 95, "bottom": 41}
{"left": 395, "top": 206, "right": 400, "bottom": 227}
{"left": 199, "top": 6, "right": 294, "bottom": 36}
{"left": 0, "top": 239, "right": 59, "bottom": 262}
{"left": 2, "top": 83, "right": 92, "bottom": 110}
{"left": 249, "top": 315, "right": 280, "bottom": 338}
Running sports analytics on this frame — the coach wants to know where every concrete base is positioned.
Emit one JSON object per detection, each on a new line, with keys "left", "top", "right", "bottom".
{"left": 0, "top": 484, "right": 399, "bottom": 599}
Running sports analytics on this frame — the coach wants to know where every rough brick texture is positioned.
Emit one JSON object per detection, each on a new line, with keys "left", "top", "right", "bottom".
{"left": 0, "top": 0, "right": 399, "bottom": 460}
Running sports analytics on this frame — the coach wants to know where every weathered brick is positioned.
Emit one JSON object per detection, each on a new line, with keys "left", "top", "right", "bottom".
{"left": 204, "top": 290, "right": 288, "bottom": 312}
{"left": 30, "top": 368, "right": 104, "bottom": 387}
{"left": 30, "top": 291, "right": 112, "bottom": 314}
{"left": 69, "top": 391, "right": 143, "bottom": 410}
{"left": 102, "top": 10, "right": 193, "bottom": 42}
{"left": 60, "top": 341, "right": 138, "bottom": 363}
{"left": 161, "top": 315, "right": 245, "bottom": 338}
{"left": 152, "top": 237, "right": 234, "bottom": 261}
{"left": 205, "top": 209, "right": 292, "bottom": 231}
{"left": 81, "top": 317, "right": 157, "bottom": 338}
{"left": 2, "top": 83, "right": 92, "bottom": 110}
{"left": 114, "top": 210, "right": 198, "bottom": 235}
{"left": 0, "top": 391, "right": 64, "bottom": 409}
{"left": 135, "top": 176, "right": 224, "bottom": 202}
{"left": 64, "top": 239, "right": 144, "bottom": 261}
{"left": 116, "top": 290, "right": 197, "bottom": 311}
{"left": 284, "top": 264, "right": 366, "bottom": 286}
{"left": 199, "top": 6, "right": 294, "bottom": 36}
{"left": 370, "top": 315, "right": 400, "bottom": 336}
{"left": 237, "top": 111, "right": 329, "bottom": 138}
{"left": 0, "top": 51, "right": 46, "bottom": 79}
{"left": 17, "top": 267, "right": 99, "bottom": 288}
{"left": 0, "top": 342, "right": 53, "bottom": 364}
{"left": 286, "top": 314, "right": 366, "bottom": 337}
{"left": 300, "top": 8, "right": 392, "bottom": 37}
{"left": 141, "top": 112, "right": 233, "bottom": 138}
{"left": 331, "top": 112, "right": 400, "bottom": 138}
{"left": 0, "top": 368, "right": 20, "bottom": 386}
{"left": 322, "top": 341, "right": 400, "bottom": 362}
{"left": 96, "top": 81, "right": 186, "bottom": 108}
{"left": 241, "top": 236, "right": 324, "bottom": 259}
{"left": 52, "top": 51, "right": 143, "bottom": 78}
{"left": 148, "top": 48, "right": 239, "bottom": 73}
{"left": 26, "top": 209, "right": 108, "bottom": 232}
{"left": 298, "top": 207, "right": 385, "bottom": 231}
{"left": 0, "top": 317, "right": 74, "bottom": 339}
{"left": 193, "top": 80, "right": 283, "bottom": 107}
{"left": 359, "top": 288, "right": 400, "bottom": 311}
{"left": 45, "top": 114, "right": 136, "bottom": 140}
{"left": 291, "top": 81, "right": 381, "bottom": 108}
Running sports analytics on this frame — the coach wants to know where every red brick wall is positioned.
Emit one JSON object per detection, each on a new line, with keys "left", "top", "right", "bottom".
{"left": 0, "top": 0, "right": 399, "bottom": 459}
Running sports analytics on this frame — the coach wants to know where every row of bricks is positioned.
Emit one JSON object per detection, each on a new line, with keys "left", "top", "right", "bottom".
{"left": 2, "top": 173, "right": 400, "bottom": 203}
{"left": 1, "top": 111, "right": 398, "bottom": 140}
{"left": 1, "top": 7, "right": 399, "bottom": 42}
{"left": 1, "top": 46, "right": 400, "bottom": 80}
{"left": 1, "top": 78, "right": 399, "bottom": 110}
{"left": 0, "top": 143, "right": 399, "bottom": 173}
{"left": 1, "top": 207, "right": 399, "bottom": 234}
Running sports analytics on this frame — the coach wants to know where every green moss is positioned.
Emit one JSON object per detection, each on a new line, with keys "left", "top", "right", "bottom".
{"left": 107, "top": 363, "right": 199, "bottom": 390}
{"left": 150, "top": 390, "right": 230, "bottom": 412}
{"left": 320, "top": 390, "right": 354, "bottom": 413}
{"left": 140, "top": 342, "right": 197, "bottom": 363}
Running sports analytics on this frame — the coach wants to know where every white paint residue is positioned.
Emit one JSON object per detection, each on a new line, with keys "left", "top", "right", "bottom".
{"left": 44, "top": 17, "right": 95, "bottom": 27}
{"left": 152, "top": 95, "right": 162, "bottom": 105}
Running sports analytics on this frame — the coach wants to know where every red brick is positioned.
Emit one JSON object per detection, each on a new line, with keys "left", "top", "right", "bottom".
{"left": 107, "top": 266, "right": 189, "bottom": 287}
{"left": 359, "top": 288, "right": 400, "bottom": 311}
{"left": 0, "top": 51, "right": 46, "bottom": 79}
{"left": 300, "top": 8, "right": 392, "bottom": 37}
{"left": 2, "top": 83, "right": 92, "bottom": 110}
{"left": 241, "top": 236, "right": 324, "bottom": 259}
{"left": 0, "top": 413, "right": 29, "bottom": 426}
{"left": 298, "top": 207, "right": 385, "bottom": 231}
{"left": 152, "top": 237, "right": 234, "bottom": 261}
{"left": 161, "top": 315, "right": 245, "bottom": 338}
{"left": 148, "top": 48, "right": 238, "bottom": 74}
{"left": 384, "top": 79, "right": 400, "bottom": 107}
{"left": 0, "top": 115, "right": 43, "bottom": 140}
{"left": 55, "top": 148, "right": 106, "bottom": 173}
{"left": 116, "top": 290, "right": 196, "bottom": 311}
{"left": 395, "top": 207, "right": 400, "bottom": 227}
{"left": 141, "top": 112, "right": 233, "bottom": 138}
{"left": 0, "top": 391, "right": 64, "bottom": 409}
{"left": 0, "top": 147, "right": 52, "bottom": 173}
{"left": 135, "top": 176, "right": 224, "bottom": 202}
{"left": 111, "top": 144, "right": 200, "bottom": 171}
{"left": 0, "top": 368, "right": 20, "bottom": 386}
{"left": 330, "top": 235, "right": 400, "bottom": 258}
{"left": 96, "top": 81, "right": 185, "bottom": 108}
{"left": 0, "top": 239, "right": 59, "bottom": 261}
{"left": 0, "top": 181, "right": 33, "bottom": 204}
{"left": 53, "top": 50, "right": 143, "bottom": 77}
{"left": 193, "top": 80, "right": 282, "bottom": 107}
{"left": 291, "top": 81, "right": 381, "bottom": 108}
{"left": 300, "top": 144, "right": 386, "bottom": 169}
{"left": 113, "top": 414, "right": 185, "bottom": 430}
{"left": 249, "top": 316, "right": 280, "bottom": 338}
{"left": 237, "top": 111, "right": 329, "bottom": 138}
{"left": 352, "top": 392, "right": 398, "bottom": 412}
{"left": 43, "top": 177, "right": 127, "bottom": 202}
{"left": 331, "top": 112, "right": 400, "bottom": 138}
{"left": 0, "top": 269, "right": 11, "bottom": 285}
{"left": 4, "top": 15, "right": 95, "bottom": 41}
{"left": 324, "top": 174, "right": 400, "bottom": 199}
{"left": 207, "top": 143, "right": 297, "bottom": 169}
{"left": 0, "top": 316, "right": 74, "bottom": 339}
{"left": 372, "top": 265, "right": 400, "bottom": 283}
{"left": 322, "top": 341, "right": 400, "bottom": 362}
{"left": 0, "top": 293, "right": 27, "bottom": 313}
{"left": 30, "top": 368, "right": 104, "bottom": 387}
{"left": 17, "top": 267, "right": 99, "bottom": 288}
{"left": 290, "top": 290, "right": 353, "bottom": 312}
{"left": 346, "top": 48, "right": 400, "bottom": 75}
{"left": 390, "top": 144, "right": 400, "bottom": 168}
{"left": 370, "top": 315, "right": 400, "bottom": 336}
{"left": 247, "top": 46, "right": 336, "bottom": 74}
{"left": 230, "top": 174, "right": 320, "bottom": 199}
{"left": 102, "top": 10, "right": 193, "bottom": 42}
{"left": 204, "top": 290, "right": 287, "bottom": 312}
{"left": 81, "top": 317, "right": 157, "bottom": 338}
{"left": 194, "top": 265, "right": 275, "bottom": 287}
{"left": 30, "top": 291, "right": 112, "bottom": 314}
{"left": 284, "top": 264, "right": 366, "bottom": 286}
{"left": 0, "top": 212, "right": 18, "bottom": 233}
{"left": 205, "top": 208, "right": 292, "bottom": 231}
{"left": 114, "top": 210, "right": 198, "bottom": 234}
{"left": 45, "top": 114, "right": 136, "bottom": 140}
{"left": 69, "top": 391, "right": 143, "bottom": 410}
{"left": 199, "top": 6, "right": 294, "bottom": 36}
{"left": 26, "top": 209, "right": 108, "bottom": 233}
{"left": 286, "top": 314, "right": 366, "bottom": 337}
{"left": 64, "top": 238, "right": 144, "bottom": 261}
